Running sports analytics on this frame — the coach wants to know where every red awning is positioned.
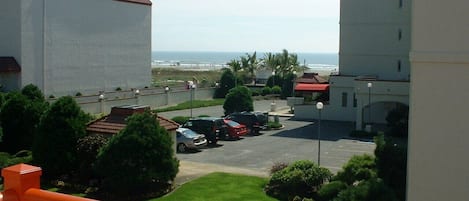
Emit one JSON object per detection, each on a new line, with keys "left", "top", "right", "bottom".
{"left": 294, "top": 83, "right": 329, "bottom": 92}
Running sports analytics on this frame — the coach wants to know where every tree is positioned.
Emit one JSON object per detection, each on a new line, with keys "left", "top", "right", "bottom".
{"left": 214, "top": 69, "right": 235, "bottom": 98}
{"left": 32, "top": 96, "right": 91, "bottom": 177}
{"left": 95, "top": 111, "right": 179, "bottom": 196}
{"left": 385, "top": 105, "right": 409, "bottom": 137}
{"left": 227, "top": 59, "right": 242, "bottom": 87}
{"left": 333, "top": 154, "right": 377, "bottom": 185}
{"left": 223, "top": 86, "right": 253, "bottom": 115}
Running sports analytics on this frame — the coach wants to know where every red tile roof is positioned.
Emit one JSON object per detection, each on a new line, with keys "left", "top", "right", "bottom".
{"left": 114, "top": 0, "right": 152, "bottom": 6}
{"left": 86, "top": 105, "right": 179, "bottom": 135}
{"left": 296, "top": 73, "right": 328, "bottom": 84}
{"left": 0, "top": 57, "right": 21, "bottom": 73}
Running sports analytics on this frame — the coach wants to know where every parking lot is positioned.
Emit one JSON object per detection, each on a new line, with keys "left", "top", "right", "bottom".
{"left": 160, "top": 100, "right": 376, "bottom": 174}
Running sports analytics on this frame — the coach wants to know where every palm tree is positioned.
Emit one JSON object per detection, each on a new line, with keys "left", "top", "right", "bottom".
{"left": 227, "top": 59, "right": 241, "bottom": 87}
{"left": 246, "top": 51, "right": 258, "bottom": 84}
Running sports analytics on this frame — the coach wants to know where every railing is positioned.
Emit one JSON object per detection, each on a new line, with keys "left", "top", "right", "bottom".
{"left": 1, "top": 163, "right": 98, "bottom": 201}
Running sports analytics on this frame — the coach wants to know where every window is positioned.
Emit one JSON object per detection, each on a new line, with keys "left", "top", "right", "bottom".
{"left": 398, "top": 29, "right": 402, "bottom": 40}
{"left": 397, "top": 60, "right": 402, "bottom": 72}
{"left": 399, "top": 0, "right": 403, "bottom": 8}
{"left": 353, "top": 93, "right": 357, "bottom": 108}
{"left": 342, "top": 92, "right": 348, "bottom": 107}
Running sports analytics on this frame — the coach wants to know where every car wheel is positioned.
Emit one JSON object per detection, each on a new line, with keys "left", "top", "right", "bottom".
{"left": 177, "top": 143, "right": 187, "bottom": 153}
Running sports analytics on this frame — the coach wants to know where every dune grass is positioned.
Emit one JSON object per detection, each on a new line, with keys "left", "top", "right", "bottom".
{"left": 149, "top": 172, "right": 277, "bottom": 201}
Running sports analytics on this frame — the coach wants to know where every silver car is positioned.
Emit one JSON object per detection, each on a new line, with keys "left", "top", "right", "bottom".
{"left": 176, "top": 128, "right": 207, "bottom": 152}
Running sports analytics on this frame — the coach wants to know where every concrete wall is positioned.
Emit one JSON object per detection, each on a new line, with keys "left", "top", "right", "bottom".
{"left": 407, "top": 1, "right": 469, "bottom": 200}
{"left": 339, "top": 0, "right": 411, "bottom": 80}
{"left": 11, "top": 0, "right": 151, "bottom": 96}
{"left": 71, "top": 88, "right": 216, "bottom": 115}
{"left": 0, "top": 0, "right": 21, "bottom": 60}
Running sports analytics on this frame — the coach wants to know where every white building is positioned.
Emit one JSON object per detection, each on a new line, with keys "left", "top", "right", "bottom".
{"left": 0, "top": 0, "right": 152, "bottom": 96}
{"left": 407, "top": 0, "right": 469, "bottom": 200}
{"left": 295, "top": 0, "right": 411, "bottom": 130}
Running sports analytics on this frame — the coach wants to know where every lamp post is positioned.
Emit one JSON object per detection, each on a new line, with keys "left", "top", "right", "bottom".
{"left": 291, "top": 70, "right": 297, "bottom": 97}
{"left": 164, "top": 86, "right": 170, "bottom": 106}
{"left": 98, "top": 93, "right": 105, "bottom": 113}
{"left": 367, "top": 82, "right": 372, "bottom": 127}
{"left": 316, "top": 101, "right": 323, "bottom": 166}
{"left": 189, "top": 83, "right": 196, "bottom": 118}
{"left": 134, "top": 89, "right": 140, "bottom": 105}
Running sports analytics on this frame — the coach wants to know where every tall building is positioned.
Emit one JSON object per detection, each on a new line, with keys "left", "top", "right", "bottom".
{"left": 0, "top": 0, "right": 152, "bottom": 96}
{"left": 296, "top": 0, "right": 411, "bottom": 130}
{"left": 407, "top": 0, "right": 469, "bottom": 200}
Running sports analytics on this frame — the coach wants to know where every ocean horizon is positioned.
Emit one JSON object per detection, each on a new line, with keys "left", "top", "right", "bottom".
{"left": 151, "top": 51, "right": 338, "bottom": 71}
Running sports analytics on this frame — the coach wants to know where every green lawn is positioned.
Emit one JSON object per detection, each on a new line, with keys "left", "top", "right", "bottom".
{"left": 150, "top": 172, "right": 277, "bottom": 201}
{"left": 153, "top": 99, "right": 225, "bottom": 113}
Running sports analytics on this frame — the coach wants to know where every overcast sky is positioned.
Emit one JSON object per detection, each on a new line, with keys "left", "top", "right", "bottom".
{"left": 152, "top": 0, "right": 340, "bottom": 53}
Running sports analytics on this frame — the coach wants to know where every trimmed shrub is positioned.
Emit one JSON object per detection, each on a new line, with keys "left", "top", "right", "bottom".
{"left": 317, "top": 181, "right": 347, "bottom": 201}
{"left": 261, "top": 86, "right": 272, "bottom": 96}
{"left": 76, "top": 135, "right": 109, "bottom": 181}
{"left": 223, "top": 86, "right": 254, "bottom": 115}
{"left": 272, "top": 85, "right": 282, "bottom": 94}
{"left": 171, "top": 116, "right": 190, "bottom": 125}
{"left": 334, "top": 154, "right": 376, "bottom": 185}
{"left": 334, "top": 178, "right": 397, "bottom": 201}
{"left": 251, "top": 89, "right": 260, "bottom": 96}
{"left": 214, "top": 69, "right": 235, "bottom": 98}
{"left": 270, "top": 162, "right": 289, "bottom": 175}
{"left": 265, "top": 160, "right": 332, "bottom": 201}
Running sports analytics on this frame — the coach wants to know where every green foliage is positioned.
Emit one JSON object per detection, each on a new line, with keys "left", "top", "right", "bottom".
{"left": 374, "top": 134, "right": 407, "bottom": 201}
{"left": 265, "top": 160, "right": 332, "bottom": 201}
{"left": 154, "top": 99, "right": 224, "bottom": 113}
{"left": 33, "top": 96, "right": 91, "bottom": 177}
{"left": 267, "top": 74, "right": 283, "bottom": 88}
{"left": 333, "top": 178, "right": 397, "bottom": 201}
{"left": 95, "top": 111, "right": 179, "bottom": 196}
{"left": 334, "top": 154, "right": 376, "bottom": 185}
{"left": 385, "top": 106, "right": 409, "bottom": 137}
{"left": 251, "top": 89, "right": 260, "bottom": 96}
{"left": 75, "top": 92, "right": 82, "bottom": 96}
{"left": 214, "top": 69, "right": 235, "bottom": 98}
{"left": 271, "top": 85, "right": 282, "bottom": 94}
{"left": 317, "top": 181, "right": 347, "bottom": 201}
{"left": 223, "top": 86, "right": 254, "bottom": 115}
{"left": 270, "top": 162, "right": 289, "bottom": 175}
{"left": 171, "top": 116, "right": 190, "bottom": 125}
{"left": 261, "top": 86, "right": 272, "bottom": 96}
{"left": 268, "top": 121, "right": 282, "bottom": 129}
{"left": 76, "top": 135, "right": 109, "bottom": 181}
{"left": 0, "top": 150, "right": 33, "bottom": 169}
{"left": 281, "top": 73, "right": 296, "bottom": 98}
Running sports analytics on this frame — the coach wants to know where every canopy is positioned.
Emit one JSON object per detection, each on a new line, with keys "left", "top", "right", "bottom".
{"left": 294, "top": 83, "right": 329, "bottom": 92}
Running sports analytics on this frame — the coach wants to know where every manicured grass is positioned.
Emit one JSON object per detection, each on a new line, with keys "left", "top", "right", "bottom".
{"left": 154, "top": 99, "right": 225, "bottom": 113}
{"left": 149, "top": 172, "right": 277, "bottom": 201}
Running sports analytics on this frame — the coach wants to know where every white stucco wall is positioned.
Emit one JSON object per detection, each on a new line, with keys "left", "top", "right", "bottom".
{"left": 0, "top": 0, "right": 21, "bottom": 60}
{"left": 408, "top": 0, "right": 469, "bottom": 200}
{"left": 339, "top": 0, "right": 411, "bottom": 80}
{"left": 14, "top": 0, "right": 151, "bottom": 96}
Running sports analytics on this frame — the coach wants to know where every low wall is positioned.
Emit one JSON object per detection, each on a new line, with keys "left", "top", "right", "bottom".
{"left": 49, "top": 87, "right": 216, "bottom": 115}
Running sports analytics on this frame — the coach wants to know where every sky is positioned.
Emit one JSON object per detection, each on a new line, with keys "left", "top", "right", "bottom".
{"left": 152, "top": 0, "right": 340, "bottom": 53}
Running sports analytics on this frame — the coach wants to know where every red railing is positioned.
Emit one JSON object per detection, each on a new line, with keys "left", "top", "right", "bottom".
{"left": 1, "top": 163, "right": 98, "bottom": 201}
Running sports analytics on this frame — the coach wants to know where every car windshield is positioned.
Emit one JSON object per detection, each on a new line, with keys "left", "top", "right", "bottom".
{"left": 182, "top": 129, "right": 199, "bottom": 138}
{"left": 225, "top": 120, "right": 241, "bottom": 127}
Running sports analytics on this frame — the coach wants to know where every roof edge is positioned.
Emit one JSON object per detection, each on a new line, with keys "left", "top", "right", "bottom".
{"left": 114, "top": 0, "right": 152, "bottom": 6}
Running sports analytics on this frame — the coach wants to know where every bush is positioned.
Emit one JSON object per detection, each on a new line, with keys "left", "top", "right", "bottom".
{"left": 265, "top": 160, "right": 332, "bottom": 201}
{"left": 33, "top": 96, "right": 91, "bottom": 178}
{"left": 272, "top": 85, "right": 282, "bottom": 94}
{"left": 334, "top": 178, "right": 397, "bottom": 201}
{"left": 317, "top": 181, "right": 347, "bottom": 201}
{"left": 385, "top": 106, "right": 409, "bottom": 137}
{"left": 75, "top": 92, "right": 82, "bottom": 96}
{"left": 76, "top": 135, "right": 109, "bottom": 181}
{"left": 268, "top": 121, "right": 282, "bottom": 129}
{"left": 334, "top": 154, "right": 376, "bottom": 185}
{"left": 95, "top": 111, "right": 179, "bottom": 197}
{"left": 251, "top": 89, "right": 260, "bottom": 96}
{"left": 261, "top": 86, "right": 272, "bottom": 96}
{"left": 171, "top": 116, "right": 190, "bottom": 125}
{"left": 270, "top": 162, "right": 289, "bottom": 175}
{"left": 223, "top": 86, "right": 254, "bottom": 115}
{"left": 214, "top": 69, "right": 235, "bottom": 98}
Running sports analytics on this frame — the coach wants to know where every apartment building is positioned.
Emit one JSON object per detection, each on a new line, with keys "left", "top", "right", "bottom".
{"left": 0, "top": 0, "right": 152, "bottom": 96}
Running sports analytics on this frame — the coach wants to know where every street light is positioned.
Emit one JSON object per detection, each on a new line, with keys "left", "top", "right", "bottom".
{"left": 291, "top": 70, "right": 297, "bottom": 97}
{"left": 164, "top": 86, "right": 170, "bottom": 93}
{"left": 316, "top": 101, "right": 324, "bottom": 166}
{"left": 189, "top": 83, "right": 196, "bottom": 118}
{"left": 367, "top": 82, "right": 372, "bottom": 127}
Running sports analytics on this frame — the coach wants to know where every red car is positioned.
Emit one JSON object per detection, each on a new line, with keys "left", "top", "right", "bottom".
{"left": 223, "top": 119, "right": 248, "bottom": 139}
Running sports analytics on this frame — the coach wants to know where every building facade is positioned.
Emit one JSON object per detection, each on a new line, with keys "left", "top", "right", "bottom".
{"left": 295, "top": 0, "right": 411, "bottom": 130}
{"left": 0, "top": 0, "right": 152, "bottom": 96}
{"left": 407, "top": 0, "right": 469, "bottom": 200}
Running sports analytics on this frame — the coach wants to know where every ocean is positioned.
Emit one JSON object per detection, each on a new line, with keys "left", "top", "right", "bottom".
{"left": 151, "top": 51, "right": 338, "bottom": 72}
